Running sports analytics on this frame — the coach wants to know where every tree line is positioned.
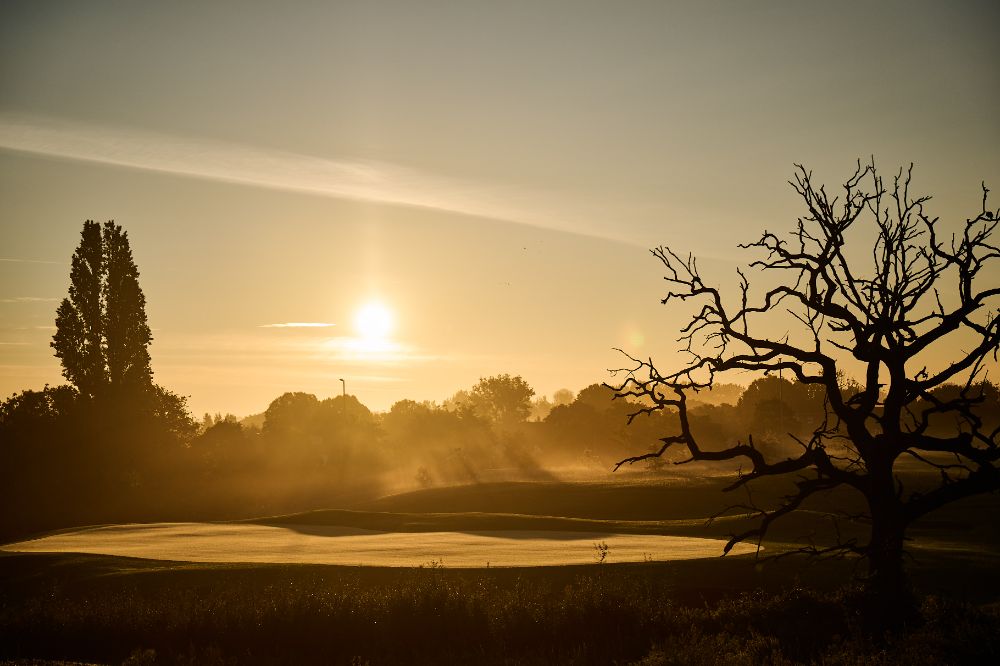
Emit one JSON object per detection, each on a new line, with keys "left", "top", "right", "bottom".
{"left": 0, "top": 220, "right": 817, "bottom": 537}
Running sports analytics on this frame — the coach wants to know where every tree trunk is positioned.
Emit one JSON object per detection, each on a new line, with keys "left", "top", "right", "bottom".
{"left": 865, "top": 480, "right": 915, "bottom": 631}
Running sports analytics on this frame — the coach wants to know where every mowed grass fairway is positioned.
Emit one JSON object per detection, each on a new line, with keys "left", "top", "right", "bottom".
{"left": 3, "top": 476, "right": 1000, "bottom": 664}
{"left": 0, "top": 522, "right": 756, "bottom": 566}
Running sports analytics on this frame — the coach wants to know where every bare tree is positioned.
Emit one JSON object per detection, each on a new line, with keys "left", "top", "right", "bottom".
{"left": 611, "top": 162, "right": 1000, "bottom": 613}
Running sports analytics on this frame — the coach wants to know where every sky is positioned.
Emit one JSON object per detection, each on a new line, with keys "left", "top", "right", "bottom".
{"left": 2, "top": 0, "right": 999, "bottom": 416}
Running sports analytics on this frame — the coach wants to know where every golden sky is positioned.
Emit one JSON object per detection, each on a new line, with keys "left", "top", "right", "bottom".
{"left": 2, "top": 1, "right": 999, "bottom": 415}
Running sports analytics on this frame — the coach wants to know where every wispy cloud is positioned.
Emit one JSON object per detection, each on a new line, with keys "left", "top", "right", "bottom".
{"left": 0, "top": 114, "right": 638, "bottom": 246}
{"left": 259, "top": 322, "right": 335, "bottom": 328}
{"left": 0, "top": 297, "right": 60, "bottom": 303}
{"left": 0, "top": 258, "right": 62, "bottom": 265}
{"left": 316, "top": 336, "right": 445, "bottom": 366}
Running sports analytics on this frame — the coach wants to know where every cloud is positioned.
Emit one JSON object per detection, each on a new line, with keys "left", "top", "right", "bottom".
{"left": 0, "top": 297, "right": 60, "bottom": 303}
{"left": 0, "top": 114, "right": 639, "bottom": 246}
{"left": 0, "top": 258, "right": 62, "bottom": 265}
{"left": 259, "top": 322, "right": 335, "bottom": 328}
{"left": 318, "top": 336, "right": 442, "bottom": 366}
{"left": 154, "top": 331, "right": 443, "bottom": 367}
{"left": 348, "top": 375, "right": 407, "bottom": 384}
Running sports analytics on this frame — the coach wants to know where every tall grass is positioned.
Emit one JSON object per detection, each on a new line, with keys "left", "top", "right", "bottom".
{"left": 3, "top": 563, "right": 998, "bottom": 665}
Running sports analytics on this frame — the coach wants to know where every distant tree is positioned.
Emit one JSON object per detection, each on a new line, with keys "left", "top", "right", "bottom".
{"left": 52, "top": 220, "right": 153, "bottom": 399}
{"left": 575, "top": 384, "right": 618, "bottom": 412}
{"left": 469, "top": 374, "right": 535, "bottom": 427}
{"left": 731, "top": 376, "right": 826, "bottom": 445}
{"left": 544, "top": 384, "right": 671, "bottom": 464}
{"left": 528, "top": 395, "right": 554, "bottom": 421}
{"left": 192, "top": 419, "right": 249, "bottom": 475}
{"left": 199, "top": 412, "right": 237, "bottom": 432}
{"left": 552, "top": 388, "right": 575, "bottom": 406}
{"left": 922, "top": 382, "right": 1000, "bottom": 437}
{"left": 695, "top": 383, "right": 745, "bottom": 406}
{"left": 611, "top": 162, "right": 1000, "bottom": 619}
{"left": 384, "top": 399, "right": 435, "bottom": 436}
{"left": 385, "top": 399, "right": 450, "bottom": 451}
{"left": 383, "top": 398, "right": 496, "bottom": 474}
{"left": 0, "top": 385, "right": 79, "bottom": 440}
{"left": 261, "top": 391, "right": 382, "bottom": 476}
{"left": 318, "top": 394, "right": 375, "bottom": 426}
{"left": 263, "top": 392, "right": 321, "bottom": 436}
{"left": 442, "top": 389, "right": 473, "bottom": 413}
{"left": 145, "top": 384, "right": 198, "bottom": 442}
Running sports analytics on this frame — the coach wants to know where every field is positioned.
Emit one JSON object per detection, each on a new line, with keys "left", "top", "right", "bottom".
{"left": 2, "top": 522, "right": 759, "bottom": 567}
{"left": 3, "top": 475, "right": 1000, "bottom": 664}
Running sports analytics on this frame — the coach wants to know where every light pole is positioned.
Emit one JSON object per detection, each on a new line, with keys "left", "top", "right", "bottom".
{"left": 339, "top": 378, "right": 346, "bottom": 419}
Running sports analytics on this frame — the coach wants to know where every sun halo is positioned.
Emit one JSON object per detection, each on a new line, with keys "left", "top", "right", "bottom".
{"left": 354, "top": 301, "right": 394, "bottom": 341}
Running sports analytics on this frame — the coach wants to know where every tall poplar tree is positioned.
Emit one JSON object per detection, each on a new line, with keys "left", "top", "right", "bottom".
{"left": 52, "top": 220, "right": 153, "bottom": 399}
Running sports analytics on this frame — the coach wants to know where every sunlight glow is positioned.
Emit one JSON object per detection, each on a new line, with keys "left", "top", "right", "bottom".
{"left": 320, "top": 335, "right": 405, "bottom": 362}
{"left": 354, "top": 302, "right": 393, "bottom": 340}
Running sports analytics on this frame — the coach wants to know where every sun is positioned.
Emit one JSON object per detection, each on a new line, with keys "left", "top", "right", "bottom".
{"left": 354, "top": 301, "right": 393, "bottom": 340}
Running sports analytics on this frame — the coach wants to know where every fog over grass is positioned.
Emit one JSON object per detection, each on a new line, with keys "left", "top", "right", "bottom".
{"left": 1, "top": 522, "right": 755, "bottom": 567}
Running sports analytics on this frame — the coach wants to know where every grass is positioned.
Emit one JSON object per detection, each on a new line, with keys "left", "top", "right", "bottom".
{"left": 3, "top": 477, "right": 999, "bottom": 664}
{"left": 1, "top": 521, "right": 760, "bottom": 566}
{"left": 2, "top": 552, "right": 998, "bottom": 664}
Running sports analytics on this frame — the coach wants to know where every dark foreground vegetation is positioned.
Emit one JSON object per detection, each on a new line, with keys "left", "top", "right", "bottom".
{"left": 3, "top": 476, "right": 998, "bottom": 664}
{"left": 3, "top": 477, "right": 999, "bottom": 665}
{"left": 2, "top": 551, "right": 998, "bottom": 666}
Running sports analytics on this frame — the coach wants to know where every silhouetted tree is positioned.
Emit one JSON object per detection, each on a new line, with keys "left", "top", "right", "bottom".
{"left": 6, "top": 220, "right": 195, "bottom": 527}
{"left": 51, "top": 222, "right": 104, "bottom": 397}
{"left": 469, "top": 374, "right": 535, "bottom": 427}
{"left": 0, "top": 385, "right": 79, "bottom": 434}
{"left": 544, "top": 383, "right": 673, "bottom": 465}
{"left": 52, "top": 220, "right": 152, "bottom": 399}
{"left": 611, "top": 162, "right": 1000, "bottom": 619}
{"left": 146, "top": 384, "right": 198, "bottom": 442}
{"left": 191, "top": 419, "right": 250, "bottom": 477}
{"left": 381, "top": 398, "right": 499, "bottom": 484}
{"left": 259, "top": 391, "right": 384, "bottom": 495}
{"left": 575, "top": 384, "right": 619, "bottom": 412}
{"left": 263, "top": 392, "right": 322, "bottom": 437}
